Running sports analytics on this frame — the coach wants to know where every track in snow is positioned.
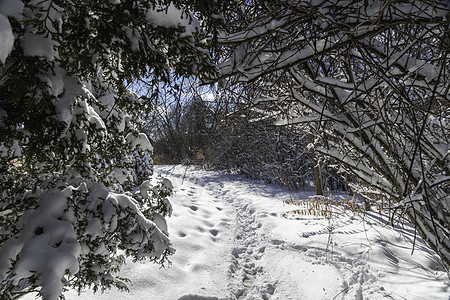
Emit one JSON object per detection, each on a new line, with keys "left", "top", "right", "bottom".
{"left": 31, "top": 165, "right": 449, "bottom": 300}
{"left": 160, "top": 167, "right": 375, "bottom": 300}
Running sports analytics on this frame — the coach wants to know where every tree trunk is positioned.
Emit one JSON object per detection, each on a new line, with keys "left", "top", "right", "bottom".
{"left": 309, "top": 135, "right": 323, "bottom": 196}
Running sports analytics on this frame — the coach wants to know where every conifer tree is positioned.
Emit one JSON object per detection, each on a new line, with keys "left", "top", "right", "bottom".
{"left": 0, "top": 0, "right": 221, "bottom": 298}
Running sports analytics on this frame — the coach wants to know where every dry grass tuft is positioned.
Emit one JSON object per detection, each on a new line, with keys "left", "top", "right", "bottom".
{"left": 283, "top": 195, "right": 363, "bottom": 219}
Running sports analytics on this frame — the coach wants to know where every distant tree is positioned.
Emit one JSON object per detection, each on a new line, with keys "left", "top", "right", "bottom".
{"left": 204, "top": 103, "right": 316, "bottom": 190}
{"left": 141, "top": 75, "right": 222, "bottom": 165}
{"left": 0, "top": 0, "right": 222, "bottom": 298}
{"left": 218, "top": 0, "right": 450, "bottom": 268}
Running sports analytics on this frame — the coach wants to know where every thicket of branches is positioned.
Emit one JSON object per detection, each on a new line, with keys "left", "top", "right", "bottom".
{"left": 217, "top": 0, "right": 450, "bottom": 267}
{"left": 144, "top": 79, "right": 347, "bottom": 192}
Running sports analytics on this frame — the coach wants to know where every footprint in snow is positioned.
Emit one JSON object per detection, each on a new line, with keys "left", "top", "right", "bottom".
{"left": 202, "top": 220, "right": 215, "bottom": 228}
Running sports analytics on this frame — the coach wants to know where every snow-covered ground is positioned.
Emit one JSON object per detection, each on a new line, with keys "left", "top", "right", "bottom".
{"left": 33, "top": 165, "right": 449, "bottom": 299}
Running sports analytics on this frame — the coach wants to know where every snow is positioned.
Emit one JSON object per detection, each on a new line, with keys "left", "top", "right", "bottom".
{"left": 432, "top": 175, "right": 450, "bottom": 187}
{"left": 146, "top": 4, "right": 199, "bottom": 37}
{"left": 74, "top": 98, "right": 107, "bottom": 130}
{"left": 11, "top": 139, "right": 21, "bottom": 156}
{"left": 274, "top": 116, "right": 322, "bottom": 126}
{"left": 0, "top": 0, "right": 24, "bottom": 20}
{"left": 20, "top": 31, "right": 59, "bottom": 61}
{"left": 0, "top": 13, "right": 14, "bottom": 64}
{"left": 219, "top": 19, "right": 287, "bottom": 43}
{"left": 127, "top": 132, "right": 153, "bottom": 152}
{"left": 2, "top": 187, "right": 82, "bottom": 300}
{"left": 50, "top": 67, "right": 87, "bottom": 129}
{"left": 29, "top": 165, "right": 449, "bottom": 300}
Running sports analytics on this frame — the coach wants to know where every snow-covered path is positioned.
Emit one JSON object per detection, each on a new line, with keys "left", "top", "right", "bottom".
{"left": 181, "top": 168, "right": 344, "bottom": 299}
{"left": 39, "top": 165, "right": 448, "bottom": 299}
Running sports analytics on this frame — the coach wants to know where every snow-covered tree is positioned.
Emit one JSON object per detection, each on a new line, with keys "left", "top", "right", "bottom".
{"left": 0, "top": 0, "right": 221, "bottom": 298}
{"left": 218, "top": 0, "right": 450, "bottom": 267}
